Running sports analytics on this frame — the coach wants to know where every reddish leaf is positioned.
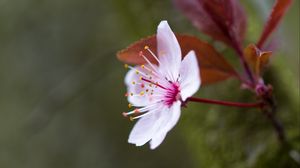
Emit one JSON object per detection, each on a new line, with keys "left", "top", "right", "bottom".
{"left": 117, "top": 34, "right": 238, "bottom": 85}
{"left": 257, "top": 0, "right": 293, "bottom": 48}
{"left": 244, "top": 44, "right": 272, "bottom": 77}
{"left": 174, "top": 0, "right": 247, "bottom": 47}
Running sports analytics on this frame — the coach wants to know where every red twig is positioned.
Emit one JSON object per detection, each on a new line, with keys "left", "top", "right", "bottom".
{"left": 186, "top": 97, "right": 262, "bottom": 108}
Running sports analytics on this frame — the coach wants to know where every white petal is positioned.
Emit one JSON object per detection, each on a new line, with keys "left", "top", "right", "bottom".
{"left": 128, "top": 104, "right": 170, "bottom": 146}
{"left": 157, "top": 20, "right": 181, "bottom": 81}
{"left": 150, "top": 132, "right": 167, "bottom": 150}
{"left": 179, "top": 51, "right": 201, "bottom": 101}
{"left": 163, "top": 101, "right": 181, "bottom": 132}
{"left": 128, "top": 108, "right": 161, "bottom": 146}
{"left": 150, "top": 101, "right": 181, "bottom": 149}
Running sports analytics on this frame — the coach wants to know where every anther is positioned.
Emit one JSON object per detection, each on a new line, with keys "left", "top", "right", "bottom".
{"left": 124, "top": 64, "right": 128, "bottom": 69}
{"left": 132, "top": 81, "right": 136, "bottom": 85}
{"left": 141, "top": 64, "right": 145, "bottom": 69}
{"left": 140, "top": 91, "right": 145, "bottom": 96}
{"left": 128, "top": 103, "right": 132, "bottom": 108}
{"left": 139, "top": 51, "right": 143, "bottom": 57}
{"left": 129, "top": 116, "right": 134, "bottom": 121}
{"left": 144, "top": 45, "right": 149, "bottom": 50}
{"left": 122, "top": 112, "right": 128, "bottom": 117}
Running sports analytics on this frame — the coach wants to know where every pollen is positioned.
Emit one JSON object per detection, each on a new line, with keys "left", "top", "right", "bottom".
{"left": 128, "top": 103, "right": 132, "bottom": 108}
{"left": 144, "top": 45, "right": 149, "bottom": 50}
{"left": 129, "top": 116, "right": 134, "bottom": 121}
{"left": 141, "top": 64, "right": 145, "bottom": 69}
{"left": 140, "top": 91, "right": 145, "bottom": 96}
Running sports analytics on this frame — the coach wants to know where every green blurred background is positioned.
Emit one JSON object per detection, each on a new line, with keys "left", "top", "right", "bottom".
{"left": 0, "top": 0, "right": 299, "bottom": 167}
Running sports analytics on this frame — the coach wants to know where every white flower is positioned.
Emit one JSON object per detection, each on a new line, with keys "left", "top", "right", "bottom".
{"left": 123, "top": 21, "right": 201, "bottom": 149}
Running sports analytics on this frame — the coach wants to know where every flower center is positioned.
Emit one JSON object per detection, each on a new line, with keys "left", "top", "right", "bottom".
{"left": 163, "top": 82, "right": 181, "bottom": 107}
{"left": 122, "top": 45, "right": 181, "bottom": 121}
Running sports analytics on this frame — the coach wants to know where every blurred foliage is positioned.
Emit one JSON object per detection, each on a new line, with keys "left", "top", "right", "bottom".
{"left": 0, "top": 0, "right": 299, "bottom": 168}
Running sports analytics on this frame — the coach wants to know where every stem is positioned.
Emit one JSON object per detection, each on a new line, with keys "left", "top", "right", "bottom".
{"left": 257, "top": 84, "right": 286, "bottom": 143}
{"left": 186, "top": 97, "right": 262, "bottom": 108}
{"left": 230, "top": 36, "right": 256, "bottom": 86}
{"left": 263, "top": 110, "right": 286, "bottom": 143}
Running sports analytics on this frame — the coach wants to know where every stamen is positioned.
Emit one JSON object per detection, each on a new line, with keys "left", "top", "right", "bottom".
{"left": 141, "top": 77, "right": 167, "bottom": 90}
{"left": 139, "top": 51, "right": 161, "bottom": 76}
{"left": 145, "top": 46, "right": 176, "bottom": 82}
{"left": 144, "top": 45, "right": 161, "bottom": 64}
{"left": 124, "top": 64, "right": 128, "bottom": 69}
{"left": 129, "top": 107, "right": 159, "bottom": 120}
{"left": 123, "top": 108, "right": 140, "bottom": 117}
{"left": 127, "top": 65, "right": 148, "bottom": 78}
{"left": 123, "top": 103, "right": 160, "bottom": 117}
{"left": 143, "top": 65, "right": 159, "bottom": 77}
{"left": 129, "top": 116, "right": 134, "bottom": 121}
{"left": 128, "top": 103, "right": 132, "bottom": 108}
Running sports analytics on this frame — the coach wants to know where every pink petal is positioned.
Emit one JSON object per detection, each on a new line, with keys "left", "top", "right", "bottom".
{"left": 179, "top": 51, "right": 201, "bottom": 101}
{"left": 157, "top": 21, "right": 181, "bottom": 81}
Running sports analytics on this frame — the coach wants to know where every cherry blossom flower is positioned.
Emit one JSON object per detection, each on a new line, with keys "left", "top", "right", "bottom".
{"left": 123, "top": 21, "right": 201, "bottom": 149}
